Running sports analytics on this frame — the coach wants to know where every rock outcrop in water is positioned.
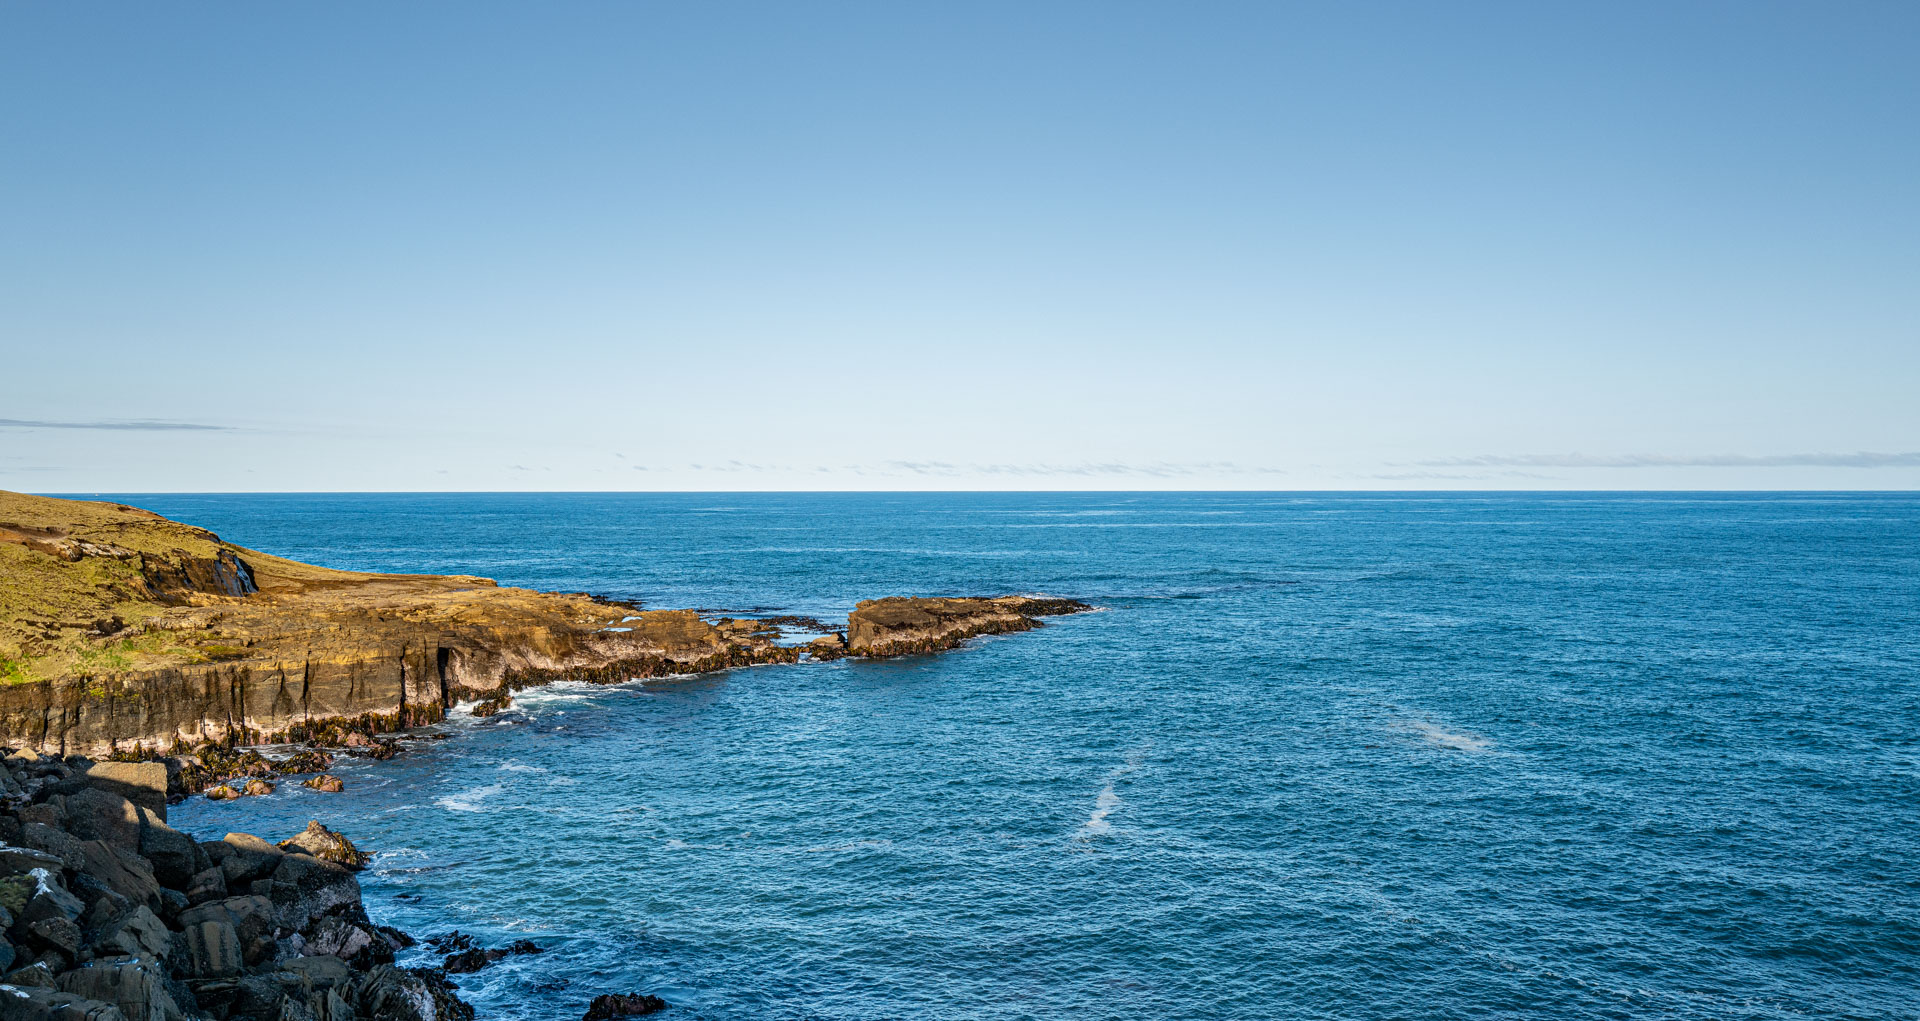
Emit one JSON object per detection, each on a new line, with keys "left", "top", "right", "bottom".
{"left": 846, "top": 596, "right": 1093, "bottom": 657}
{"left": 0, "top": 749, "right": 471, "bottom": 1020}
{"left": 0, "top": 492, "right": 1092, "bottom": 757}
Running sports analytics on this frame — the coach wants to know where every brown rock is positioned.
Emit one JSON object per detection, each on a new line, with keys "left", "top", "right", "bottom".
{"left": 279, "top": 820, "right": 371, "bottom": 871}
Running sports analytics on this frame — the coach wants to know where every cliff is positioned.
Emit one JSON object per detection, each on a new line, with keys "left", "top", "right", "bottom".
{"left": 0, "top": 492, "right": 1090, "bottom": 756}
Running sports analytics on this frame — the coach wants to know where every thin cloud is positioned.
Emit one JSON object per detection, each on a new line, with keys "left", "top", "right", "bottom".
{"left": 0, "top": 417, "right": 234, "bottom": 431}
{"left": 881, "top": 460, "right": 1282, "bottom": 478}
{"left": 1419, "top": 452, "right": 1920, "bottom": 469}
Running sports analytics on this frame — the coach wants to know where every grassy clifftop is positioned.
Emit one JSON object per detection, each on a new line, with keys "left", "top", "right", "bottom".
{"left": 0, "top": 490, "right": 370, "bottom": 682}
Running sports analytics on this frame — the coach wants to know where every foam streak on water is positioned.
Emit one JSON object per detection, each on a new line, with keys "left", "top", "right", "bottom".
{"left": 147, "top": 492, "right": 1920, "bottom": 1021}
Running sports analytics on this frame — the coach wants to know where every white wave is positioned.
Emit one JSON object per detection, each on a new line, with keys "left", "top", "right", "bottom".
{"left": 804, "top": 838, "right": 893, "bottom": 853}
{"left": 436, "top": 782, "right": 505, "bottom": 812}
{"left": 1405, "top": 721, "right": 1492, "bottom": 752}
{"left": 1076, "top": 742, "right": 1152, "bottom": 839}
{"left": 1081, "top": 784, "right": 1121, "bottom": 836}
{"left": 497, "top": 761, "right": 545, "bottom": 773}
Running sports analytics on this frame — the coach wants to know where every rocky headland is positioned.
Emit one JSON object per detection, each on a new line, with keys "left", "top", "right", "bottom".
{"left": 0, "top": 491, "right": 1090, "bottom": 758}
{"left": 0, "top": 491, "right": 1092, "bottom": 1019}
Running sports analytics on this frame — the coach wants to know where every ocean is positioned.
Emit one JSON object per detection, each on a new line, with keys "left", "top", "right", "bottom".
{"left": 120, "top": 492, "right": 1918, "bottom": 1020}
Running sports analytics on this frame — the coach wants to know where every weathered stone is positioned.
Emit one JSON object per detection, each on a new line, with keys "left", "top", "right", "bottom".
{"left": 278, "top": 822, "right": 369, "bottom": 871}
{"left": 132, "top": 813, "right": 196, "bottom": 892}
{"left": 15, "top": 871, "right": 84, "bottom": 927}
{"left": 216, "top": 834, "right": 283, "bottom": 886}
{"left": 171, "top": 918, "right": 242, "bottom": 979}
{"left": 266, "top": 855, "right": 359, "bottom": 933}
{"left": 0, "top": 848, "right": 63, "bottom": 878}
{"left": 181, "top": 867, "right": 225, "bottom": 907}
{"left": 0, "top": 983, "right": 127, "bottom": 1021}
{"left": 69, "top": 842, "right": 159, "bottom": 913}
{"left": 92, "top": 905, "right": 169, "bottom": 961}
{"left": 178, "top": 895, "right": 275, "bottom": 967}
{"left": 81, "top": 764, "right": 168, "bottom": 822}
{"left": 3, "top": 961, "right": 57, "bottom": 988}
{"left": 352, "top": 966, "right": 472, "bottom": 1021}
{"left": 56, "top": 955, "right": 178, "bottom": 1021}
{"left": 24, "top": 915, "right": 81, "bottom": 956}
{"left": 58, "top": 791, "right": 140, "bottom": 851}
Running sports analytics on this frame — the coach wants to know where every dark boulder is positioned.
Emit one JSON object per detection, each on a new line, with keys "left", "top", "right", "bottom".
{"left": 584, "top": 993, "right": 669, "bottom": 1019}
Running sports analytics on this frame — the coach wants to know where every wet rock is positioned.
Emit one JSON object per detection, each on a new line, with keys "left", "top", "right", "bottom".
{"left": 583, "top": 993, "right": 669, "bottom": 1019}
{"left": 240, "top": 779, "right": 275, "bottom": 798}
{"left": 353, "top": 965, "right": 473, "bottom": 1021}
{"left": 805, "top": 633, "right": 848, "bottom": 661}
{"left": 299, "top": 775, "right": 344, "bottom": 794}
{"left": 277, "top": 750, "right": 334, "bottom": 775}
{"left": 440, "top": 948, "right": 494, "bottom": 974}
{"left": 469, "top": 694, "right": 512, "bottom": 718}
{"left": 203, "top": 787, "right": 239, "bottom": 802}
{"left": 278, "top": 822, "right": 369, "bottom": 871}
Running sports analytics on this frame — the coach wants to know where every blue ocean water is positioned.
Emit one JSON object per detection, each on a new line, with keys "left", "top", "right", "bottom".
{"left": 121, "top": 492, "right": 1919, "bottom": 1020}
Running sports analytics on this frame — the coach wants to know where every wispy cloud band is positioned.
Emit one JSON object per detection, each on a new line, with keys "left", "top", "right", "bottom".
{"left": 1418, "top": 452, "right": 1920, "bottom": 469}
{"left": 0, "top": 418, "right": 233, "bottom": 432}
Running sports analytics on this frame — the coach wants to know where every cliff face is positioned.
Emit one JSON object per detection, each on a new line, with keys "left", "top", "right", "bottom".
{"left": 0, "top": 492, "right": 1092, "bottom": 756}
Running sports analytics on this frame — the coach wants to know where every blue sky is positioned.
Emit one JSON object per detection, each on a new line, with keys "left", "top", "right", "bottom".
{"left": 2, "top": 1, "right": 1916, "bottom": 491}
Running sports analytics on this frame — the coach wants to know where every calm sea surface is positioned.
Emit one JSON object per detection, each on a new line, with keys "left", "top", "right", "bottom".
{"left": 114, "top": 492, "right": 1919, "bottom": 1020}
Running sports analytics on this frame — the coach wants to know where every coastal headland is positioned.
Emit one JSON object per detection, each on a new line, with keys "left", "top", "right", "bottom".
{"left": 0, "top": 491, "right": 1091, "bottom": 757}
{"left": 0, "top": 490, "right": 1090, "bottom": 1020}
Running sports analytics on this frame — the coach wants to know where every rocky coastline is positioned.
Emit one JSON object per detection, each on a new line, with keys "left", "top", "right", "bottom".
{"left": 0, "top": 491, "right": 1090, "bottom": 757}
{"left": 0, "top": 492, "right": 1094, "bottom": 1017}
{"left": 0, "top": 750, "right": 471, "bottom": 1020}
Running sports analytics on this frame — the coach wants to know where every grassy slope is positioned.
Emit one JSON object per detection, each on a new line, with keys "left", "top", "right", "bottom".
{"left": 0, "top": 491, "right": 364, "bottom": 682}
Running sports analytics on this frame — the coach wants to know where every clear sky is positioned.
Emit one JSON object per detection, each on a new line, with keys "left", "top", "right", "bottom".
{"left": 2, "top": 1, "right": 1916, "bottom": 491}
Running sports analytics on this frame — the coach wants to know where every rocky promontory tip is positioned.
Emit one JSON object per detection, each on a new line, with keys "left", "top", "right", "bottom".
{"left": 0, "top": 491, "right": 1093, "bottom": 757}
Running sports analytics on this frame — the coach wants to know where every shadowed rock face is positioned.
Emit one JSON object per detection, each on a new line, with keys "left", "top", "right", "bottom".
{"left": 0, "top": 752, "right": 472, "bottom": 1021}
{"left": 0, "top": 492, "right": 1092, "bottom": 756}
